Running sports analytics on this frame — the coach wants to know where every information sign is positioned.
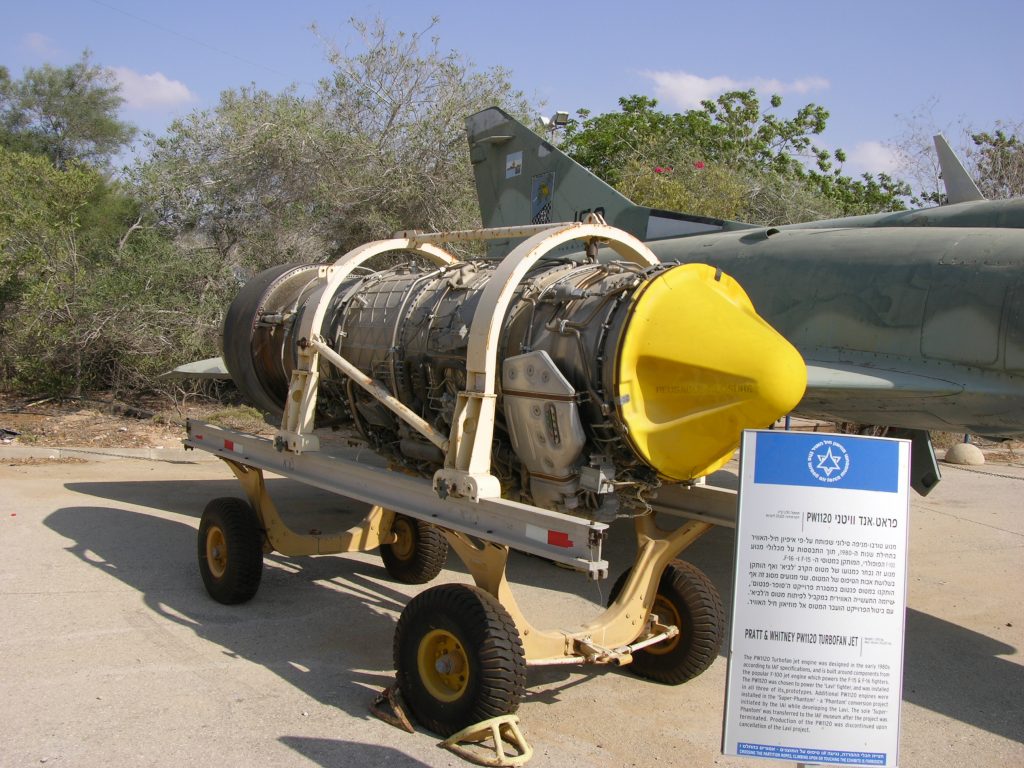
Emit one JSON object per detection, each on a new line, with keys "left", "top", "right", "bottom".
{"left": 722, "top": 430, "right": 910, "bottom": 767}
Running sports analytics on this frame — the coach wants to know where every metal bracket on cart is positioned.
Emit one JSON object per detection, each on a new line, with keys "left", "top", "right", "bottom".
{"left": 187, "top": 420, "right": 609, "bottom": 576}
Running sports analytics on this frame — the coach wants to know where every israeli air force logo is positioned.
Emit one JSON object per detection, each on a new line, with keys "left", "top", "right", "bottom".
{"left": 807, "top": 439, "right": 850, "bottom": 483}
{"left": 754, "top": 431, "right": 898, "bottom": 493}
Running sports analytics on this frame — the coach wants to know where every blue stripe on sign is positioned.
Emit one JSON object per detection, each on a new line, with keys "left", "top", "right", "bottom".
{"left": 753, "top": 431, "right": 900, "bottom": 493}
{"left": 737, "top": 743, "right": 886, "bottom": 765}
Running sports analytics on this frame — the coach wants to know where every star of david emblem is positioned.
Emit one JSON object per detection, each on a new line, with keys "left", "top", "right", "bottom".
{"left": 815, "top": 447, "right": 843, "bottom": 477}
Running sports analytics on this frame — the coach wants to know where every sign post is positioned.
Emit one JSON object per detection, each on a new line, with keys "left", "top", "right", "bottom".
{"left": 722, "top": 430, "right": 910, "bottom": 767}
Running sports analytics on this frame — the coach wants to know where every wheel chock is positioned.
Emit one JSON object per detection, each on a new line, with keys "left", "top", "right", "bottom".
{"left": 440, "top": 715, "right": 533, "bottom": 767}
{"left": 369, "top": 684, "right": 414, "bottom": 733}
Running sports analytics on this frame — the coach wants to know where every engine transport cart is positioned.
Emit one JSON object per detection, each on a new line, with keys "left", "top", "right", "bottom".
{"left": 185, "top": 419, "right": 737, "bottom": 734}
{"left": 184, "top": 219, "right": 800, "bottom": 755}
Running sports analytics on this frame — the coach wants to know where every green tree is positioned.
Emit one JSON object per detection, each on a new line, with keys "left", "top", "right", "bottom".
{"left": 969, "top": 127, "right": 1024, "bottom": 199}
{"left": 0, "top": 146, "right": 227, "bottom": 396}
{"left": 0, "top": 51, "right": 135, "bottom": 169}
{"left": 314, "top": 17, "right": 532, "bottom": 245}
{"left": 1, "top": 147, "right": 110, "bottom": 392}
{"left": 133, "top": 85, "right": 329, "bottom": 271}
{"left": 561, "top": 93, "right": 909, "bottom": 224}
{"left": 891, "top": 102, "right": 1024, "bottom": 204}
{"left": 560, "top": 95, "right": 686, "bottom": 187}
{"left": 134, "top": 18, "right": 533, "bottom": 278}
{"left": 0, "top": 22, "right": 538, "bottom": 400}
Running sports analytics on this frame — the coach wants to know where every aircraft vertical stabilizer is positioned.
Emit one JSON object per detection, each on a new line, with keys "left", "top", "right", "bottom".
{"left": 934, "top": 134, "right": 985, "bottom": 204}
{"left": 465, "top": 107, "right": 752, "bottom": 257}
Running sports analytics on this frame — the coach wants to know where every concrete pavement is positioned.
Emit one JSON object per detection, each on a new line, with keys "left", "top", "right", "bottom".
{"left": 0, "top": 449, "right": 1021, "bottom": 767}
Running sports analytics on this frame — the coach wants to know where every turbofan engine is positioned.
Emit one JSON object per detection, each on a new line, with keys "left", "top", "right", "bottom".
{"left": 223, "top": 240, "right": 805, "bottom": 520}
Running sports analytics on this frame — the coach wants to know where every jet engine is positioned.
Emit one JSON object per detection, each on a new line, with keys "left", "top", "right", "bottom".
{"left": 223, "top": 240, "right": 805, "bottom": 520}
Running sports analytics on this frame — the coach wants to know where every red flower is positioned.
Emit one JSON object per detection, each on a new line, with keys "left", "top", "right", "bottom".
{"left": 694, "top": 161, "right": 706, "bottom": 170}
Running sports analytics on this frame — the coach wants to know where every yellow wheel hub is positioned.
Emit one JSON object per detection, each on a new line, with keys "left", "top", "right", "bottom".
{"left": 206, "top": 526, "right": 228, "bottom": 579}
{"left": 647, "top": 595, "right": 683, "bottom": 655}
{"left": 417, "top": 629, "right": 469, "bottom": 702}
{"left": 390, "top": 518, "right": 415, "bottom": 561}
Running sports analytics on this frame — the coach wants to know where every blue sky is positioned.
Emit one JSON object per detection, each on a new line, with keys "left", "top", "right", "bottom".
{"left": 4, "top": 0, "right": 1022, "bottom": 177}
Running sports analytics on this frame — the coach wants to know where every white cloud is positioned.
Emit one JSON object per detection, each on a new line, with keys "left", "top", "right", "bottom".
{"left": 22, "top": 32, "right": 60, "bottom": 58}
{"left": 641, "top": 70, "right": 829, "bottom": 110}
{"left": 112, "top": 67, "right": 195, "bottom": 109}
{"left": 846, "top": 140, "right": 901, "bottom": 175}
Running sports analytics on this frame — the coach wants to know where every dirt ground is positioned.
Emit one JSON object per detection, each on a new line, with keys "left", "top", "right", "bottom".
{"left": 0, "top": 392, "right": 274, "bottom": 450}
{"left": 2, "top": 392, "right": 1020, "bottom": 467}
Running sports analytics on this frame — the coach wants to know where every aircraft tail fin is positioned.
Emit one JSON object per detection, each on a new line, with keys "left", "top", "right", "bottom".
{"left": 465, "top": 107, "right": 752, "bottom": 256}
{"left": 933, "top": 134, "right": 985, "bottom": 204}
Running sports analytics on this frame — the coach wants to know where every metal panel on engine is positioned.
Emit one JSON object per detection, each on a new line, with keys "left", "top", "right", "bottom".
{"left": 502, "top": 350, "right": 586, "bottom": 509}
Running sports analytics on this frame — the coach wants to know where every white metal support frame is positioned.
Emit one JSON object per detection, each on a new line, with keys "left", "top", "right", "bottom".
{"left": 275, "top": 220, "right": 660, "bottom": 507}
{"left": 433, "top": 221, "right": 659, "bottom": 501}
{"left": 277, "top": 238, "right": 458, "bottom": 453}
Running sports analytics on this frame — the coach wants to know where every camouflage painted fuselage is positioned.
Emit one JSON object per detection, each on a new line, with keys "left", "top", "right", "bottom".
{"left": 468, "top": 107, "right": 1024, "bottom": 437}
{"left": 649, "top": 222, "right": 1024, "bottom": 436}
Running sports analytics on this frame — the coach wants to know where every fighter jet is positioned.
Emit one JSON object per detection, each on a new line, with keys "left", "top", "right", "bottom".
{"left": 466, "top": 108, "right": 1024, "bottom": 492}
{"left": 173, "top": 109, "right": 1024, "bottom": 496}
{"left": 172, "top": 110, "right": 1022, "bottom": 738}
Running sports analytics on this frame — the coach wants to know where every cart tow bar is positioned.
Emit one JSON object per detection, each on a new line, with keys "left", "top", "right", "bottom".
{"left": 525, "top": 620, "right": 680, "bottom": 667}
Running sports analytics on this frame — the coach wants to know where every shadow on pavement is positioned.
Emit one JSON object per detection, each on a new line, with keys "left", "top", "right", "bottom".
{"left": 278, "top": 737, "right": 432, "bottom": 767}
{"left": 54, "top": 475, "right": 1023, "bottom": 746}
{"left": 903, "top": 609, "right": 1023, "bottom": 743}
{"left": 45, "top": 504, "right": 406, "bottom": 725}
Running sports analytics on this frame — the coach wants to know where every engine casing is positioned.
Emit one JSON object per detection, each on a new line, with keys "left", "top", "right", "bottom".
{"left": 224, "top": 255, "right": 806, "bottom": 519}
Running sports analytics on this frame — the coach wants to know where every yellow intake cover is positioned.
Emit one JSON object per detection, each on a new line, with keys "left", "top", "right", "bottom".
{"left": 614, "top": 263, "right": 807, "bottom": 480}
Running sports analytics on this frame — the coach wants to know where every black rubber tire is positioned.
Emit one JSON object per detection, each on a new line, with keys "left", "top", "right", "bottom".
{"left": 608, "top": 559, "right": 724, "bottom": 684}
{"left": 380, "top": 514, "right": 449, "bottom": 584}
{"left": 394, "top": 584, "right": 526, "bottom": 737}
{"left": 197, "top": 497, "right": 264, "bottom": 604}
